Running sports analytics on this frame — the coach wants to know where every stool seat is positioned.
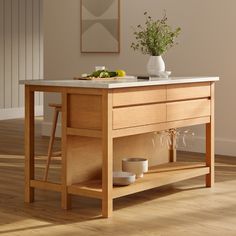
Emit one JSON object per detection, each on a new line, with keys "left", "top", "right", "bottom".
{"left": 48, "top": 103, "right": 62, "bottom": 110}
{"left": 44, "top": 103, "right": 62, "bottom": 181}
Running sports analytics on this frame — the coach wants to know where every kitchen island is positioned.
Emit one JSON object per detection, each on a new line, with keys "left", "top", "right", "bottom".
{"left": 21, "top": 76, "right": 219, "bottom": 218}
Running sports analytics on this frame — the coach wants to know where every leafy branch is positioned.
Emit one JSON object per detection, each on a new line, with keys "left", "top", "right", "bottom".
{"left": 131, "top": 12, "right": 181, "bottom": 56}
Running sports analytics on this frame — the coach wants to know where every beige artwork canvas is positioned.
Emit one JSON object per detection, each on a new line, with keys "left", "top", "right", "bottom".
{"left": 81, "top": 0, "right": 120, "bottom": 53}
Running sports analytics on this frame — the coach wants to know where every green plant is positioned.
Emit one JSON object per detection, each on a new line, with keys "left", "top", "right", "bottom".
{"left": 131, "top": 12, "right": 181, "bottom": 56}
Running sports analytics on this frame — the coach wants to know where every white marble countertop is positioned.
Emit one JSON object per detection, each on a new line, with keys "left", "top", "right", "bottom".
{"left": 20, "top": 76, "right": 219, "bottom": 89}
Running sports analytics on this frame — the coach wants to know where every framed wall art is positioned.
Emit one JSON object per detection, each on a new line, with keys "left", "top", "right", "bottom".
{"left": 80, "top": 0, "right": 120, "bottom": 53}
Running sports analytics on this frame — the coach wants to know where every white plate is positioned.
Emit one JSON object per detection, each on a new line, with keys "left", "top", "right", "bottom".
{"left": 113, "top": 171, "right": 136, "bottom": 186}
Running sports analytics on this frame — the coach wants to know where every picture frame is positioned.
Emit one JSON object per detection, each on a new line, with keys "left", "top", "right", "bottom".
{"left": 80, "top": 0, "right": 120, "bottom": 53}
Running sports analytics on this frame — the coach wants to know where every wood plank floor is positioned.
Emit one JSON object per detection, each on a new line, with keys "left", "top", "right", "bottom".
{"left": 0, "top": 118, "right": 235, "bottom": 236}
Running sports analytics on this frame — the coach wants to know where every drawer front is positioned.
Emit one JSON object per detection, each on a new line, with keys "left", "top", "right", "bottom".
{"left": 167, "top": 99, "right": 210, "bottom": 122}
{"left": 167, "top": 82, "right": 210, "bottom": 101}
{"left": 113, "top": 86, "right": 166, "bottom": 107}
{"left": 113, "top": 104, "right": 166, "bottom": 129}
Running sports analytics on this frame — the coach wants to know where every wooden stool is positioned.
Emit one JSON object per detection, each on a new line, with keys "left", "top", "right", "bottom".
{"left": 44, "top": 103, "right": 62, "bottom": 181}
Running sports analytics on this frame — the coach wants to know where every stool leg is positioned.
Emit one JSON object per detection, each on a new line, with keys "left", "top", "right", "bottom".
{"left": 44, "top": 109, "right": 59, "bottom": 181}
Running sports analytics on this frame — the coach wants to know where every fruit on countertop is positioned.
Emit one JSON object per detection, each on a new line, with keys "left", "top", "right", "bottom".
{"left": 108, "top": 71, "right": 118, "bottom": 77}
{"left": 88, "top": 70, "right": 117, "bottom": 78}
{"left": 99, "top": 71, "right": 110, "bottom": 78}
{"left": 81, "top": 69, "right": 127, "bottom": 79}
{"left": 116, "top": 70, "right": 126, "bottom": 77}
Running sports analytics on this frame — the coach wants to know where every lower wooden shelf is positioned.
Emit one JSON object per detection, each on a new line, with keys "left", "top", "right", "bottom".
{"left": 68, "top": 180, "right": 103, "bottom": 199}
{"left": 67, "top": 162, "right": 209, "bottom": 200}
{"left": 30, "top": 180, "right": 62, "bottom": 192}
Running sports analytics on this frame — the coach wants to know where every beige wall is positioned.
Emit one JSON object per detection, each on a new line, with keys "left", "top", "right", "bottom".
{"left": 43, "top": 0, "right": 236, "bottom": 156}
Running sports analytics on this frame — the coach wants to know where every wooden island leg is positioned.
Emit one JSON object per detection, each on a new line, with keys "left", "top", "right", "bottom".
{"left": 25, "top": 85, "right": 35, "bottom": 203}
{"left": 102, "top": 91, "right": 113, "bottom": 218}
{"left": 206, "top": 83, "right": 215, "bottom": 187}
{"left": 61, "top": 92, "right": 71, "bottom": 209}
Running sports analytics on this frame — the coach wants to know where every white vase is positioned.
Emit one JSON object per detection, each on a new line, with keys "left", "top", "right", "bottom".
{"left": 147, "top": 56, "right": 165, "bottom": 77}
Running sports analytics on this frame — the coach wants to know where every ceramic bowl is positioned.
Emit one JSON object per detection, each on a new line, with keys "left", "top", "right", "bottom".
{"left": 122, "top": 158, "right": 148, "bottom": 178}
{"left": 113, "top": 171, "right": 136, "bottom": 186}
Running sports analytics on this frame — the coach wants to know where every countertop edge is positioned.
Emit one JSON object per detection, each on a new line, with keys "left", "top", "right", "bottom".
{"left": 19, "top": 77, "right": 220, "bottom": 89}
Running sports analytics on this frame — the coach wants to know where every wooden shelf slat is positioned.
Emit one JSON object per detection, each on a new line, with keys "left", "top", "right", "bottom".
{"left": 30, "top": 180, "right": 62, "bottom": 192}
{"left": 112, "top": 116, "right": 210, "bottom": 138}
{"left": 148, "top": 162, "right": 207, "bottom": 173}
{"left": 68, "top": 162, "right": 209, "bottom": 199}
{"left": 67, "top": 127, "right": 102, "bottom": 138}
{"left": 68, "top": 180, "right": 103, "bottom": 199}
{"left": 113, "top": 166, "right": 209, "bottom": 199}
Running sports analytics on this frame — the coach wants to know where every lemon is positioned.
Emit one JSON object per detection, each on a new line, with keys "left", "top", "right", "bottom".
{"left": 116, "top": 70, "right": 126, "bottom": 77}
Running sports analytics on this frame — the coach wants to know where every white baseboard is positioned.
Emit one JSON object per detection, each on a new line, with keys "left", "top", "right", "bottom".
{"left": 41, "top": 121, "right": 236, "bottom": 157}
{"left": 0, "top": 106, "right": 43, "bottom": 120}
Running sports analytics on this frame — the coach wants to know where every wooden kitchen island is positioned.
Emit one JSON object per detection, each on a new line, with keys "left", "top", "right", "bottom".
{"left": 22, "top": 76, "right": 219, "bottom": 218}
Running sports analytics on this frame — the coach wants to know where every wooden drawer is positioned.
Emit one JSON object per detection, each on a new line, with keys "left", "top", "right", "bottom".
{"left": 113, "top": 86, "right": 166, "bottom": 107}
{"left": 167, "top": 99, "right": 210, "bottom": 122}
{"left": 113, "top": 104, "right": 166, "bottom": 129}
{"left": 167, "top": 82, "right": 210, "bottom": 101}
